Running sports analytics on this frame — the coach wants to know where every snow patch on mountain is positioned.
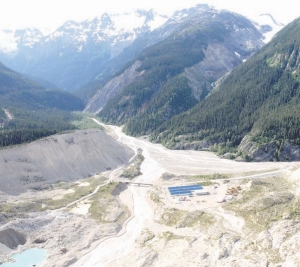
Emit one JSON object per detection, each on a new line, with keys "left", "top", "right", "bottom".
{"left": 251, "top": 13, "right": 285, "bottom": 43}
{"left": 40, "top": 10, "right": 168, "bottom": 55}
{"left": 0, "top": 28, "right": 43, "bottom": 53}
{"left": 163, "top": 4, "right": 209, "bottom": 26}
{"left": 110, "top": 12, "right": 145, "bottom": 32}
{"left": 0, "top": 29, "right": 17, "bottom": 53}
{"left": 0, "top": 9, "right": 168, "bottom": 55}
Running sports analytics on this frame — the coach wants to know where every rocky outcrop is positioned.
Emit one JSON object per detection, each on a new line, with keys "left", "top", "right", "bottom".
{"left": 185, "top": 38, "right": 260, "bottom": 100}
{"left": 84, "top": 61, "right": 145, "bottom": 113}
{"left": 239, "top": 134, "right": 300, "bottom": 161}
{"left": 185, "top": 44, "right": 235, "bottom": 100}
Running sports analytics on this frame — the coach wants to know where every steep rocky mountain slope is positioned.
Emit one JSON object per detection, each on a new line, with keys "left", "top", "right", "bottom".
{"left": 82, "top": 7, "right": 284, "bottom": 108}
{"left": 152, "top": 17, "right": 300, "bottom": 161}
{"left": 82, "top": 5, "right": 263, "bottom": 100}
{"left": 90, "top": 5, "right": 266, "bottom": 136}
{"left": 0, "top": 10, "right": 168, "bottom": 92}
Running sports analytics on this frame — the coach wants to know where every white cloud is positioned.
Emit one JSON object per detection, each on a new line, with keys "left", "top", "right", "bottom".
{"left": 0, "top": 0, "right": 298, "bottom": 34}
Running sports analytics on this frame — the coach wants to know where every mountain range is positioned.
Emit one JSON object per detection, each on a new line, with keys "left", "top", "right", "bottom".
{"left": 0, "top": 9, "right": 168, "bottom": 92}
{"left": 151, "top": 16, "right": 300, "bottom": 161}
{"left": 86, "top": 5, "right": 271, "bottom": 135}
{"left": 0, "top": 5, "right": 282, "bottom": 95}
{"left": 1, "top": 4, "right": 298, "bottom": 161}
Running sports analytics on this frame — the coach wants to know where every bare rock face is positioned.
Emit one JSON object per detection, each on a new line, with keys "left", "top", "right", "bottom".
{"left": 0, "top": 129, "right": 134, "bottom": 195}
{"left": 185, "top": 44, "right": 244, "bottom": 101}
{"left": 184, "top": 12, "right": 265, "bottom": 100}
{"left": 0, "top": 228, "right": 26, "bottom": 249}
{"left": 84, "top": 61, "right": 145, "bottom": 113}
{"left": 238, "top": 134, "right": 300, "bottom": 161}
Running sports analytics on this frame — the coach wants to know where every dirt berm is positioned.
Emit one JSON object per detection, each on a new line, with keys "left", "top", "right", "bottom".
{"left": 0, "top": 129, "right": 134, "bottom": 195}
{"left": 0, "top": 228, "right": 26, "bottom": 249}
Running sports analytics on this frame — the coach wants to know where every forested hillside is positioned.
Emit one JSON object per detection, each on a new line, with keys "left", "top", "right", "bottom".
{"left": 97, "top": 8, "right": 263, "bottom": 136}
{"left": 99, "top": 29, "right": 206, "bottom": 134}
{"left": 0, "top": 62, "right": 84, "bottom": 147}
{"left": 152, "top": 18, "right": 300, "bottom": 161}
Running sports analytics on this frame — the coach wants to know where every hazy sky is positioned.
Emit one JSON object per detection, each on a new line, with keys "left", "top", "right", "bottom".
{"left": 0, "top": 0, "right": 298, "bottom": 33}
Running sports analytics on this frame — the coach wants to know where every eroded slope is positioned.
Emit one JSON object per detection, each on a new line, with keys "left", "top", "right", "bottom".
{"left": 0, "top": 129, "right": 134, "bottom": 195}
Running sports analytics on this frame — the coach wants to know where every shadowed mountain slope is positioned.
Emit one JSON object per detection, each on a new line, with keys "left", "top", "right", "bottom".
{"left": 0, "top": 61, "right": 84, "bottom": 147}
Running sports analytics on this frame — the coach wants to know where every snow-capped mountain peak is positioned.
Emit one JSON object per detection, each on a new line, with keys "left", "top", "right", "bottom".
{"left": 0, "top": 27, "right": 43, "bottom": 53}
{"left": 42, "top": 9, "right": 169, "bottom": 51}
{"left": 0, "top": 9, "right": 169, "bottom": 55}
{"left": 0, "top": 29, "right": 18, "bottom": 53}
{"left": 94, "top": 9, "right": 168, "bottom": 34}
{"left": 0, "top": 5, "right": 284, "bottom": 93}
{"left": 168, "top": 4, "right": 211, "bottom": 24}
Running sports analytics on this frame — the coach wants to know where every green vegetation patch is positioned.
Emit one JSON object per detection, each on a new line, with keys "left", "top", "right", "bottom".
{"left": 225, "top": 177, "right": 300, "bottom": 231}
{"left": 150, "top": 188, "right": 164, "bottom": 205}
{"left": 0, "top": 176, "right": 107, "bottom": 221}
{"left": 199, "top": 180, "right": 214, "bottom": 186}
{"left": 70, "top": 112, "right": 104, "bottom": 130}
{"left": 150, "top": 189, "right": 163, "bottom": 204}
{"left": 121, "top": 153, "right": 144, "bottom": 179}
{"left": 186, "top": 173, "right": 230, "bottom": 181}
{"left": 116, "top": 203, "right": 131, "bottom": 225}
{"left": 43, "top": 176, "right": 106, "bottom": 210}
{"left": 89, "top": 182, "right": 130, "bottom": 224}
{"left": 0, "top": 201, "right": 43, "bottom": 220}
{"left": 266, "top": 53, "right": 282, "bottom": 68}
{"left": 160, "top": 231, "right": 186, "bottom": 242}
{"left": 159, "top": 208, "right": 187, "bottom": 227}
{"left": 140, "top": 230, "right": 156, "bottom": 247}
{"left": 159, "top": 208, "right": 215, "bottom": 229}
{"left": 178, "top": 211, "right": 215, "bottom": 228}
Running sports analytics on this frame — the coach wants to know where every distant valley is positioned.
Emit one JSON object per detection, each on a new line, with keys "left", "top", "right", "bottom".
{"left": 0, "top": 4, "right": 298, "bottom": 160}
{"left": 1, "top": 3, "right": 300, "bottom": 266}
{"left": 0, "top": 4, "right": 281, "bottom": 153}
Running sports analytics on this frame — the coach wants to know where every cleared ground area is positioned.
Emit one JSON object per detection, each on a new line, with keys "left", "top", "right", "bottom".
{"left": 0, "top": 129, "right": 134, "bottom": 195}
{"left": 73, "top": 120, "right": 300, "bottom": 267}
{"left": 1, "top": 120, "right": 300, "bottom": 267}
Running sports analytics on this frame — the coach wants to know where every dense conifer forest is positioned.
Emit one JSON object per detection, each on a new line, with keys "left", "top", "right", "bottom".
{"left": 151, "top": 18, "right": 300, "bottom": 152}
{"left": 0, "top": 62, "right": 84, "bottom": 147}
{"left": 98, "top": 18, "right": 239, "bottom": 134}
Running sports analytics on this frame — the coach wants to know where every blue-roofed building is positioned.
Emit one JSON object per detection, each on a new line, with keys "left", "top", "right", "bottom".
{"left": 168, "top": 184, "right": 203, "bottom": 196}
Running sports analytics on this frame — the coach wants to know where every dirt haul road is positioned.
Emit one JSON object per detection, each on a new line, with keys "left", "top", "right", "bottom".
{"left": 73, "top": 119, "right": 298, "bottom": 266}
